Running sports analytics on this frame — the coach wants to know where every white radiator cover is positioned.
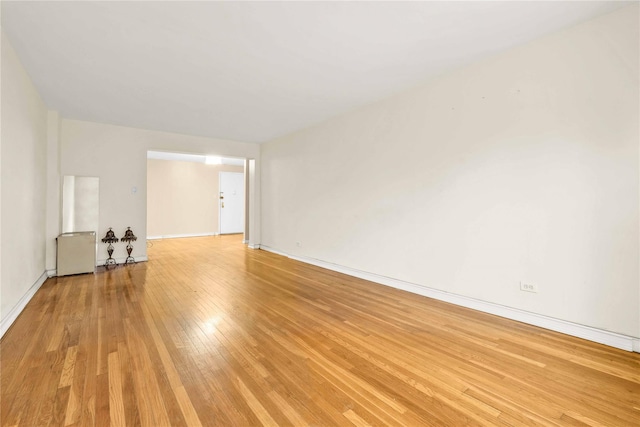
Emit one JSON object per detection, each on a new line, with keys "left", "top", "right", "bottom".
{"left": 56, "top": 232, "right": 96, "bottom": 276}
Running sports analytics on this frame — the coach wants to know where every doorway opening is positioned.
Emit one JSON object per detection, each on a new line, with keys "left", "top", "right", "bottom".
{"left": 146, "top": 151, "right": 247, "bottom": 243}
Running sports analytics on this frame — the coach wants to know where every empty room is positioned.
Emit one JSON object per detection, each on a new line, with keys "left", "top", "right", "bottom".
{"left": 1, "top": 1, "right": 639, "bottom": 426}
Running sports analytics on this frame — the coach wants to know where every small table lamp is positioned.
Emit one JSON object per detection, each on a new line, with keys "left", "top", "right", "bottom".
{"left": 101, "top": 228, "right": 119, "bottom": 266}
{"left": 121, "top": 227, "right": 138, "bottom": 264}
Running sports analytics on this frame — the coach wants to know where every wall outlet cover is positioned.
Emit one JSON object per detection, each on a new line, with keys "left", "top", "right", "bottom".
{"left": 520, "top": 281, "right": 539, "bottom": 293}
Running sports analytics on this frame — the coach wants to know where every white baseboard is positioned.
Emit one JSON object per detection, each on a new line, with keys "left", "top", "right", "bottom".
{"left": 49, "top": 257, "right": 150, "bottom": 276}
{"left": 147, "top": 232, "right": 219, "bottom": 240}
{"left": 248, "top": 243, "right": 261, "bottom": 249}
{"left": 1, "top": 271, "right": 48, "bottom": 338}
{"left": 259, "top": 245, "right": 639, "bottom": 353}
{"left": 96, "top": 256, "right": 148, "bottom": 266}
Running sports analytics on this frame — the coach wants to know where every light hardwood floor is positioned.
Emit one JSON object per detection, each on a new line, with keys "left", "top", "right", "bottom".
{"left": 1, "top": 235, "right": 639, "bottom": 426}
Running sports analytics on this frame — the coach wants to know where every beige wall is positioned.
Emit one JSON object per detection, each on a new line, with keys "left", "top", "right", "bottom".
{"left": 261, "top": 6, "right": 640, "bottom": 337}
{"left": 60, "top": 119, "right": 260, "bottom": 263}
{"left": 1, "top": 33, "right": 48, "bottom": 324}
{"left": 147, "top": 159, "right": 243, "bottom": 238}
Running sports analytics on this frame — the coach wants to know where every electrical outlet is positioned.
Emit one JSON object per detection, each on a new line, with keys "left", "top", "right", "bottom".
{"left": 520, "top": 281, "right": 538, "bottom": 293}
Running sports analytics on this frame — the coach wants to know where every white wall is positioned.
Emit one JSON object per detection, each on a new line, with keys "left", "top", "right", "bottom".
{"left": 45, "top": 111, "right": 61, "bottom": 272}
{"left": 60, "top": 119, "right": 260, "bottom": 262}
{"left": 261, "top": 6, "right": 639, "bottom": 338}
{"left": 147, "top": 159, "right": 243, "bottom": 238}
{"left": 1, "top": 33, "right": 48, "bottom": 322}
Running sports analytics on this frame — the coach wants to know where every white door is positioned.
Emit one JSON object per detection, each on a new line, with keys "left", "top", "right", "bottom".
{"left": 219, "top": 172, "right": 244, "bottom": 234}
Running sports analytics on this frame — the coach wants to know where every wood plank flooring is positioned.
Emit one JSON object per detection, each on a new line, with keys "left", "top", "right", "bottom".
{"left": 1, "top": 235, "right": 639, "bottom": 426}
